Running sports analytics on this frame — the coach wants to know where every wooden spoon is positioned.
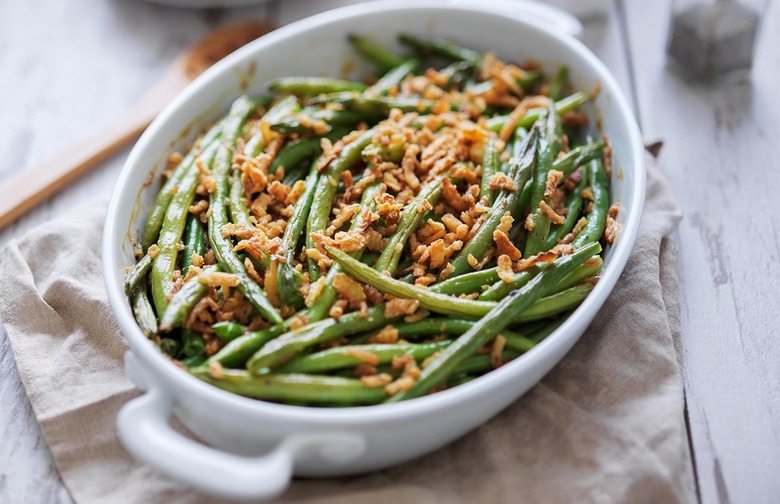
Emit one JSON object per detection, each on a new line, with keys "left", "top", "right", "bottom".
{"left": 0, "top": 20, "right": 276, "bottom": 230}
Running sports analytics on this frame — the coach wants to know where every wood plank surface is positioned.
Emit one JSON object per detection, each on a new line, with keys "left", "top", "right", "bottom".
{"left": 621, "top": 0, "right": 780, "bottom": 502}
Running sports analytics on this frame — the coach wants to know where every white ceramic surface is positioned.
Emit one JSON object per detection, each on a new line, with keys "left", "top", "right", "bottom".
{"left": 103, "top": 1, "right": 645, "bottom": 500}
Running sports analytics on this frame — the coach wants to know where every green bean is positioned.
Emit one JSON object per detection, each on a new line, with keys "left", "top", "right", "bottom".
{"left": 278, "top": 340, "right": 452, "bottom": 374}
{"left": 207, "top": 324, "right": 287, "bottom": 368}
{"left": 518, "top": 284, "right": 594, "bottom": 321}
{"left": 527, "top": 315, "right": 568, "bottom": 343}
{"left": 276, "top": 159, "right": 321, "bottom": 309}
{"left": 517, "top": 178, "right": 534, "bottom": 216}
{"left": 485, "top": 91, "right": 590, "bottom": 133}
{"left": 560, "top": 89, "right": 592, "bottom": 108}
{"left": 281, "top": 160, "right": 310, "bottom": 186}
{"left": 247, "top": 305, "right": 399, "bottom": 372}
{"left": 182, "top": 330, "right": 205, "bottom": 358}
{"left": 440, "top": 60, "right": 478, "bottom": 91}
{"left": 158, "top": 265, "right": 217, "bottom": 331}
{"left": 311, "top": 92, "right": 438, "bottom": 115}
{"left": 268, "top": 128, "right": 349, "bottom": 172}
{"left": 443, "top": 127, "right": 538, "bottom": 280}
{"left": 485, "top": 115, "right": 508, "bottom": 132}
{"left": 545, "top": 166, "right": 589, "bottom": 248}
{"left": 131, "top": 283, "right": 158, "bottom": 338}
{"left": 398, "top": 33, "right": 481, "bottom": 62}
{"left": 456, "top": 350, "right": 521, "bottom": 375}
{"left": 359, "top": 318, "right": 540, "bottom": 350}
{"left": 366, "top": 59, "right": 418, "bottom": 95}
{"left": 237, "top": 96, "right": 301, "bottom": 182}
{"left": 268, "top": 77, "right": 367, "bottom": 95}
{"left": 478, "top": 266, "right": 541, "bottom": 302}
{"left": 329, "top": 245, "right": 492, "bottom": 318}
{"left": 212, "top": 321, "right": 245, "bottom": 342}
{"left": 548, "top": 66, "right": 570, "bottom": 101}
{"left": 181, "top": 355, "right": 207, "bottom": 368}
{"left": 242, "top": 98, "right": 300, "bottom": 187}
{"left": 243, "top": 130, "right": 264, "bottom": 157}
{"left": 160, "top": 338, "right": 181, "bottom": 358}
{"left": 528, "top": 91, "right": 590, "bottom": 127}
{"left": 227, "top": 96, "right": 302, "bottom": 226}
{"left": 466, "top": 80, "right": 493, "bottom": 97}
{"left": 304, "top": 182, "right": 382, "bottom": 322}
{"left": 361, "top": 250, "right": 381, "bottom": 266}
{"left": 328, "top": 245, "right": 594, "bottom": 322}
{"left": 124, "top": 253, "right": 153, "bottom": 296}
{"left": 480, "top": 256, "right": 601, "bottom": 302}
{"left": 228, "top": 132, "right": 262, "bottom": 227}
{"left": 518, "top": 70, "right": 543, "bottom": 93}
{"left": 307, "top": 129, "right": 375, "bottom": 225}
{"left": 429, "top": 268, "right": 499, "bottom": 296}
{"left": 305, "top": 129, "right": 375, "bottom": 280}
{"left": 362, "top": 138, "right": 405, "bottom": 163}
{"left": 193, "top": 369, "right": 387, "bottom": 405}
{"left": 508, "top": 125, "right": 530, "bottom": 167}
{"left": 480, "top": 137, "right": 499, "bottom": 204}
{"left": 285, "top": 162, "right": 321, "bottom": 258}
{"left": 263, "top": 95, "right": 301, "bottom": 123}
{"left": 150, "top": 140, "right": 219, "bottom": 316}
{"left": 493, "top": 325, "right": 543, "bottom": 351}
{"left": 241, "top": 250, "right": 271, "bottom": 273}
{"left": 502, "top": 331, "right": 538, "bottom": 352}
{"left": 271, "top": 135, "right": 326, "bottom": 174}
{"left": 374, "top": 173, "right": 445, "bottom": 274}
{"left": 445, "top": 374, "right": 475, "bottom": 387}
{"left": 386, "top": 242, "right": 601, "bottom": 401}
{"left": 553, "top": 142, "right": 606, "bottom": 179}
{"left": 360, "top": 318, "right": 464, "bottom": 341}
{"left": 250, "top": 95, "right": 274, "bottom": 110}
{"left": 525, "top": 102, "right": 564, "bottom": 256}
{"left": 347, "top": 34, "right": 407, "bottom": 72}
{"left": 181, "top": 213, "right": 204, "bottom": 275}
{"left": 142, "top": 119, "right": 224, "bottom": 251}
{"left": 270, "top": 110, "right": 369, "bottom": 135}
{"left": 572, "top": 156, "right": 610, "bottom": 248}
{"left": 207, "top": 97, "right": 283, "bottom": 325}
{"left": 444, "top": 317, "right": 563, "bottom": 356}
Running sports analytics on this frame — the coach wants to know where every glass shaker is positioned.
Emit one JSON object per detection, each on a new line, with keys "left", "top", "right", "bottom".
{"left": 667, "top": 0, "right": 768, "bottom": 82}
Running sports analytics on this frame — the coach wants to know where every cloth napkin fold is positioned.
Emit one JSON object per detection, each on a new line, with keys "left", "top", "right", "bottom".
{"left": 0, "top": 154, "right": 693, "bottom": 504}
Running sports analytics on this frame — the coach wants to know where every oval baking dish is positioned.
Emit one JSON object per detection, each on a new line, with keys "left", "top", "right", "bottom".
{"left": 102, "top": 1, "right": 645, "bottom": 500}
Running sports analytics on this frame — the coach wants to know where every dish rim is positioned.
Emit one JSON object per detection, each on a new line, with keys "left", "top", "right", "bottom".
{"left": 102, "top": 0, "right": 646, "bottom": 423}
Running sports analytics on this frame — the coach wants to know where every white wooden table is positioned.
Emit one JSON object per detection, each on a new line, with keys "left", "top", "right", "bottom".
{"left": 1, "top": 1, "right": 778, "bottom": 502}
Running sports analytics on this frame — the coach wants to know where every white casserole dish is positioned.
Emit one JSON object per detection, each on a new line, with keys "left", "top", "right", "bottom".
{"left": 102, "top": 1, "right": 645, "bottom": 501}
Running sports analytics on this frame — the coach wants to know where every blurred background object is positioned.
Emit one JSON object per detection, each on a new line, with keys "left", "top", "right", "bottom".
{"left": 140, "top": 0, "right": 271, "bottom": 6}
{"left": 543, "top": 0, "right": 611, "bottom": 18}
{"left": 667, "top": 0, "right": 766, "bottom": 82}
{"left": 138, "top": 0, "right": 612, "bottom": 18}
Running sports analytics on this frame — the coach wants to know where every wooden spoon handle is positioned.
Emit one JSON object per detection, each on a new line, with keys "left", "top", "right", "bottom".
{"left": 0, "top": 19, "right": 275, "bottom": 230}
{"left": 0, "top": 105, "right": 157, "bottom": 230}
{"left": 0, "top": 58, "right": 191, "bottom": 230}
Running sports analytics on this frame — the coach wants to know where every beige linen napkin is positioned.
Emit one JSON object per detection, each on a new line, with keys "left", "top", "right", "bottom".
{"left": 0, "top": 154, "right": 693, "bottom": 504}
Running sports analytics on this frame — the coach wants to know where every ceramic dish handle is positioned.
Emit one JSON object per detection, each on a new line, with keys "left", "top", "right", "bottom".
{"left": 448, "top": 0, "right": 584, "bottom": 39}
{"left": 117, "top": 357, "right": 366, "bottom": 501}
